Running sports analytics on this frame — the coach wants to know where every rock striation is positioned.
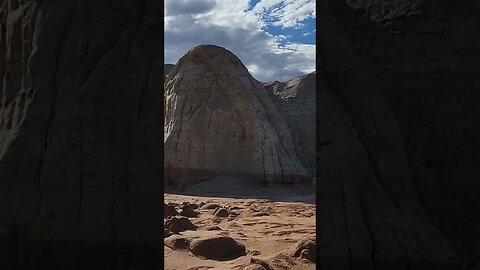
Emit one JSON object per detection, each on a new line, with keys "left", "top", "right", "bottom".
{"left": 0, "top": 1, "right": 164, "bottom": 269}
{"left": 316, "top": 0, "right": 462, "bottom": 268}
{"left": 164, "top": 45, "right": 310, "bottom": 187}
{"left": 329, "top": 0, "right": 480, "bottom": 267}
{"left": 264, "top": 72, "right": 316, "bottom": 177}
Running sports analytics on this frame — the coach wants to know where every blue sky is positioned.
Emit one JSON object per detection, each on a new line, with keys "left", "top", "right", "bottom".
{"left": 247, "top": 0, "right": 315, "bottom": 46}
{"left": 164, "top": 0, "right": 316, "bottom": 82}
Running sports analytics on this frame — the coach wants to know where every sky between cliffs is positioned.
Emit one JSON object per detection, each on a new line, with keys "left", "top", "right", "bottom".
{"left": 164, "top": 0, "right": 316, "bottom": 82}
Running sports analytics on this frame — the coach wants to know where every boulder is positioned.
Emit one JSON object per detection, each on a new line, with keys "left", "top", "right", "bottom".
{"left": 164, "top": 203, "right": 179, "bottom": 218}
{"left": 165, "top": 216, "right": 197, "bottom": 233}
{"left": 179, "top": 208, "right": 199, "bottom": 218}
{"left": 189, "top": 236, "right": 246, "bottom": 260}
{"left": 164, "top": 235, "right": 191, "bottom": 250}
{"left": 213, "top": 208, "right": 229, "bottom": 217}
{"left": 286, "top": 239, "right": 316, "bottom": 263}
{"left": 180, "top": 202, "right": 199, "bottom": 210}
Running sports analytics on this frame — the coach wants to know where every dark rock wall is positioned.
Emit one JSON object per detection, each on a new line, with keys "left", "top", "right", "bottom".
{"left": 0, "top": 1, "right": 164, "bottom": 269}
{"left": 317, "top": 1, "right": 462, "bottom": 268}
{"left": 329, "top": 0, "right": 480, "bottom": 267}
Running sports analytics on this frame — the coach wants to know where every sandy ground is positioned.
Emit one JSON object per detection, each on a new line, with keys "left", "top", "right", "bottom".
{"left": 164, "top": 176, "right": 316, "bottom": 270}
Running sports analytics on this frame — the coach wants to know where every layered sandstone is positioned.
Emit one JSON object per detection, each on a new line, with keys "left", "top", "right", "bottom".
{"left": 264, "top": 72, "right": 316, "bottom": 177}
{"left": 164, "top": 45, "right": 310, "bottom": 187}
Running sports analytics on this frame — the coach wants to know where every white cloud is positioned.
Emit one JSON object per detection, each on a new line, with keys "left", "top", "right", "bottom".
{"left": 251, "top": 0, "right": 315, "bottom": 29}
{"left": 164, "top": 0, "right": 316, "bottom": 82}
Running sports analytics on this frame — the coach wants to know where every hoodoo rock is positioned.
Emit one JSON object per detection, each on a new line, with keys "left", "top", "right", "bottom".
{"left": 164, "top": 45, "right": 310, "bottom": 187}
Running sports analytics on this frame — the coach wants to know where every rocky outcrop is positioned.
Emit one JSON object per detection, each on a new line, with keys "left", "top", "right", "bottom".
{"left": 329, "top": 0, "right": 480, "bottom": 267}
{"left": 0, "top": 1, "right": 163, "bottom": 269}
{"left": 164, "top": 45, "right": 311, "bottom": 187}
{"left": 164, "top": 64, "right": 174, "bottom": 77}
{"left": 316, "top": 0, "right": 461, "bottom": 268}
{"left": 264, "top": 72, "right": 316, "bottom": 177}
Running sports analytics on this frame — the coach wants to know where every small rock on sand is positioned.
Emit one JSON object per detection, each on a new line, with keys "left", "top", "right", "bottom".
{"left": 181, "top": 202, "right": 199, "bottom": 210}
{"left": 287, "top": 238, "right": 316, "bottom": 263}
{"left": 180, "top": 207, "right": 199, "bottom": 217}
{"left": 164, "top": 203, "right": 178, "bottom": 218}
{"left": 201, "top": 203, "right": 221, "bottom": 210}
{"left": 165, "top": 216, "right": 197, "bottom": 233}
{"left": 190, "top": 236, "right": 246, "bottom": 260}
{"left": 205, "top": 225, "right": 222, "bottom": 231}
{"left": 213, "top": 207, "right": 230, "bottom": 217}
{"left": 164, "top": 235, "right": 191, "bottom": 250}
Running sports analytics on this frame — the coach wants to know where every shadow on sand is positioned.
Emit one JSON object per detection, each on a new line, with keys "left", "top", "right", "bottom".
{"left": 165, "top": 175, "right": 316, "bottom": 204}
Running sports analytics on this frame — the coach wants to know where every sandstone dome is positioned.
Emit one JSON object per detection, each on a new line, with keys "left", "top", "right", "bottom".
{"left": 164, "top": 45, "right": 311, "bottom": 187}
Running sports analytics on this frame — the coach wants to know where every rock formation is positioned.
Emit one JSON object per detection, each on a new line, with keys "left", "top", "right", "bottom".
{"left": 264, "top": 72, "right": 316, "bottom": 177}
{"left": 0, "top": 1, "right": 163, "bottom": 269}
{"left": 316, "top": 0, "right": 462, "bottom": 268}
{"left": 164, "top": 45, "right": 311, "bottom": 187}
{"left": 329, "top": 0, "right": 480, "bottom": 267}
{"left": 164, "top": 64, "right": 174, "bottom": 77}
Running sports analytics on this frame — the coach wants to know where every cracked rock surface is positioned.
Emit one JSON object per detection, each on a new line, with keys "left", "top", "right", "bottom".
{"left": 164, "top": 45, "right": 310, "bottom": 187}
{"left": 315, "top": 1, "right": 462, "bottom": 269}
{"left": 0, "top": 0, "right": 163, "bottom": 269}
{"left": 329, "top": 0, "right": 480, "bottom": 268}
{"left": 264, "top": 72, "right": 316, "bottom": 177}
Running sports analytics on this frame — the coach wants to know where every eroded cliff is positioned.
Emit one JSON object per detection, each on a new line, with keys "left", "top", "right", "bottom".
{"left": 164, "top": 45, "right": 311, "bottom": 187}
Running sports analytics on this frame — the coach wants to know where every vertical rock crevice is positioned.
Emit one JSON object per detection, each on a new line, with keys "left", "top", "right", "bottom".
{"left": 0, "top": 0, "right": 163, "bottom": 268}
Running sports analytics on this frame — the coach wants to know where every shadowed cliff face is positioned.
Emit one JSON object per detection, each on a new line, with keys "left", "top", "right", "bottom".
{"left": 164, "top": 45, "right": 310, "bottom": 187}
{"left": 329, "top": 0, "right": 480, "bottom": 267}
{"left": 0, "top": 0, "right": 163, "bottom": 269}
{"left": 316, "top": 0, "right": 462, "bottom": 268}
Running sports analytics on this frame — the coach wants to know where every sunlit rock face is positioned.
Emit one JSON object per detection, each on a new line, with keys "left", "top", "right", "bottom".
{"left": 164, "top": 45, "right": 310, "bottom": 187}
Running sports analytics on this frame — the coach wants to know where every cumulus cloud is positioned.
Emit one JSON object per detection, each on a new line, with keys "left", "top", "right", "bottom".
{"left": 164, "top": 0, "right": 315, "bottom": 82}
{"left": 251, "top": 0, "right": 316, "bottom": 29}
{"left": 165, "top": 0, "right": 216, "bottom": 16}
